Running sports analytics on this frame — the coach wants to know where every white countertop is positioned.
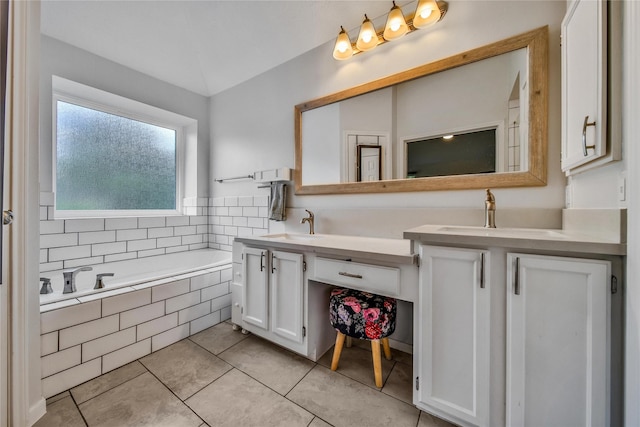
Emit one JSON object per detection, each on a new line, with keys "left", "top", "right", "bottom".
{"left": 403, "top": 224, "right": 626, "bottom": 255}
{"left": 235, "top": 233, "right": 417, "bottom": 264}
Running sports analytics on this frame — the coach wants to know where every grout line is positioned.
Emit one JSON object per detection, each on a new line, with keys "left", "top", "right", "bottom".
{"left": 67, "top": 389, "right": 90, "bottom": 426}
{"left": 137, "top": 359, "right": 206, "bottom": 425}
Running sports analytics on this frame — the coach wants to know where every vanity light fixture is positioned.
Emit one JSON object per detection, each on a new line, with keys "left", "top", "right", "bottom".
{"left": 356, "top": 15, "right": 379, "bottom": 51}
{"left": 413, "top": 0, "right": 442, "bottom": 28}
{"left": 332, "top": 0, "right": 448, "bottom": 60}
{"left": 383, "top": 2, "right": 409, "bottom": 41}
{"left": 333, "top": 26, "right": 354, "bottom": 60}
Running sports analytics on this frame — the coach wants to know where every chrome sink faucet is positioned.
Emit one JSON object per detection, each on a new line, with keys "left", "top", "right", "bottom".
{"left": 301, "top": 209, "right": 315, "bottom": 234}
{"left": 484, "top": 189, "right": 496, "bottom": 228}
{"left": 62, "top": 266, "right": 93, "bottom": 294}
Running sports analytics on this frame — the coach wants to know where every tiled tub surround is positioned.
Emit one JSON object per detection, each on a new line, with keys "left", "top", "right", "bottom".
{"left": 39, "top": 249, "right": 231, "bottom": 305}
{"left": 39, "top": 257, "right": 233, "bottom": 398}
{"left": 39, "top": 192, "right": 211, "bottom": 272}
{"left": 40, "top": 192, "right": 273, "bottom": 271}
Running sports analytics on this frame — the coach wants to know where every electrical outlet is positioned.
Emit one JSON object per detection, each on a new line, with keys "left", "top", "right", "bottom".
{"left": 618, "top": 174, "right": 627, "bottom": 201}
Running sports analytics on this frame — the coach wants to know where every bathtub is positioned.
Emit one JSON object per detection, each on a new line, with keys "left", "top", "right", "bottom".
{"left": 39, "top": 248, "right": 234, "bottom": 398}
{"left": 40, "top": 248, "right": 232, "bottom": 307}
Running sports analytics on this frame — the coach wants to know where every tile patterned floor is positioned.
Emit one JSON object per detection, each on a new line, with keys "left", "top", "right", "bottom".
{"left": 35, "top": 322, "right": 457, "bottom": 427}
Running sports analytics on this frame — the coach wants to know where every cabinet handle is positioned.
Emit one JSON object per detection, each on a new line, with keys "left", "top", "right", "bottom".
{"left": 338, "top": 272, "right": 363, "bottom": 279}
{"left": 271, "top": 253, "right": 276, "bottom": 274}
{"left": 260, "top": 252, "right": 265, "bottom": 272}
{"left": 514, "top": 257, "right": 520, "bottom": 295}
{"left": 582, "top": 115, "right": 596, "bottom": 156}
{"left": 480, "top": 252, "right": 485, "bottom": 289}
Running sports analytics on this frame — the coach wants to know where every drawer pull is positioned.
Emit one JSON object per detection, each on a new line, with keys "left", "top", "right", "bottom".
{"left": 339, "top": 272, "right": 363, "bottom": 279}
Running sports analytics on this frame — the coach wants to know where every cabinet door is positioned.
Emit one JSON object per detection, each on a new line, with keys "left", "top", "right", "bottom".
{"left": 561, "top": 0, "right": 607, "bottom": 171}
{"left": 506, "top": 254, "right": 610, "bottom": 427}
{"left": 242, "top": 247, "right": 269, "bottom": 329}
{"left": 270, "top": 250, "right": 304, "bottom": 344}
{"left": 416, "top": 246, "right": 490, "bottom": 427}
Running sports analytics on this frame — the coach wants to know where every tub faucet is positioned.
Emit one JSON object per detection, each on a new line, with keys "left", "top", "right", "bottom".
{"left": 301, "top": 209, "right": 315, "bottom": 234}
{"left": 40, "top": 277, "right": 53, "bottom": 294}
{"left": 484, "top": 188, "right": 496, "bottom": 228}
{"left": 62, "top": 266, "right": 93, "bottom": 294}
{"left": 94, "top": 273, "right": 115, "bottom": 290}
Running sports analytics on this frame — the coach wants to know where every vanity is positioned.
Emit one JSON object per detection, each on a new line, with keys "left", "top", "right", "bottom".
{"left": 232, "top": 220, "right": 625, "bottom": 427}
{"left": 231, "top": 233, "right": 418, "bottom": 361}
{"left": 404, "top": 223, "right": 625, "bottom": 427}
{"left": 230, "top": 3, "right": 626, "bottom": 425}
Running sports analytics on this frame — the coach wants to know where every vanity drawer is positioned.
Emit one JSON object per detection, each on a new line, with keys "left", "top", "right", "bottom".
{"left": 314, "top": 258, "right": 400, "bottom": 297}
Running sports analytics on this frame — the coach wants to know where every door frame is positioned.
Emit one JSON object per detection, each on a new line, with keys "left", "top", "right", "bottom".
{"left": 3, "top": 1, "right": 44, "bottom": 425}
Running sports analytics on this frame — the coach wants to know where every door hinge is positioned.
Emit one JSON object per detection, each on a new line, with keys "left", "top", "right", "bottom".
{"left": 416, "top": 256, "right": 420, "bottom": 268}
{"left": 611, "top": 275, "right": 618, "bottom": 294}
{"left": 415, "top": 376, "right": 419, "bottom": 391}
{"left": 241, "top": 307, "right": 243, "bottom": 314}
{"left": 303, "top": 261, "right": 307, "bottom": 272}
{"left": 241, "top": 253, "right": 244, "bottom": 260}
{"left": 302, "top": 326, "right": 306, "bottom": 337}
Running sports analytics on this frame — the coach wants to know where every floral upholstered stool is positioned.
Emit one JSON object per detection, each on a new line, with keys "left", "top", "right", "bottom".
{"left": 329, "top": 287, "right": 397, "bottom": 388}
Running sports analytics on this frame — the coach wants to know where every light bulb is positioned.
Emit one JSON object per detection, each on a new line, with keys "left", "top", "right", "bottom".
{"left": 413, "top": 0, "right": 441, "bottom": 29}
{"left": 383, "top": 2, "right": 408, "bottom": 41}
{"left": 333, "top": 27, "right": 353, "bottom": 60}
{"left": 356, "top": 15, "right": 379, "bottom": 51}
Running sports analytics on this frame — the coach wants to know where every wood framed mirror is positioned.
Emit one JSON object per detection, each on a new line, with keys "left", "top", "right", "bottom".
{"left": 294, "top": 26, "right": 548, "bottom": 195}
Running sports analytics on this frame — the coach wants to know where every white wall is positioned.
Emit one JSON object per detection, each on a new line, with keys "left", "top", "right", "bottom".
{"left": 39, "top": 36, "right": 211, "bottom": 197}
{"left": 210, "top": 1, "right": 567, "bottom": 212}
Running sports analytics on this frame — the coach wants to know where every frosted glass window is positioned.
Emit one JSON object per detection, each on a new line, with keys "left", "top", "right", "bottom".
{"left": 56, "top": 101, "right": 177, "bottom": 211}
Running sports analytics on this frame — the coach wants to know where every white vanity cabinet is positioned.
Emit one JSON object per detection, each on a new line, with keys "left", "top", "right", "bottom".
{"left": 234, "top": 234, "right": 417, "bottom": 362}
{"left": 415, "top": 246, "right": 491, "bottom": 427}
{"left": 406, "top": 225, "right": 623, "bottom": 427}
{"left": 561, "top": 0, "right": 621, "bottom": 173}
{"left": 242, "top": 247, "right": 306, "bottom": 351}
{"left": 506, "top": 253, "right": 610, "bottom": 427}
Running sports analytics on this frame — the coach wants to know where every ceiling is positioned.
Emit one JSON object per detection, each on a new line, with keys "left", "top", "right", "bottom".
{"left": 40, "top": 0, "right": 398, "bottom": 97}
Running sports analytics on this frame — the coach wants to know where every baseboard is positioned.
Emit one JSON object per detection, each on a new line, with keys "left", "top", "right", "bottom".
{"left": 388, "top": 338, "right": 413, "bottom": 354}
{"left": 27, "top": 397, "right": 46, "bottom": 427}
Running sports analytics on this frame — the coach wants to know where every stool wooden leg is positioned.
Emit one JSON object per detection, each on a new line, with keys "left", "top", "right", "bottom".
{"left": 331, "top": 332, "right": 346, "bottom": 371}
{"left": 346, "top": 336, "right": 353, "bottom": 348}
{"left": 371, "top": 339, "right": 383, "bottom": 388}
{"left": 382, "top": 337, "right": 392, "bottom": 360}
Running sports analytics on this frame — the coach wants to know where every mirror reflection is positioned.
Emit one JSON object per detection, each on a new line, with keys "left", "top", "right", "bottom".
{"left": 302, "top": 48, "right": 527, "bottom": 186}
{"left": 295, "top": 27, "right": 548, "bottom": 195}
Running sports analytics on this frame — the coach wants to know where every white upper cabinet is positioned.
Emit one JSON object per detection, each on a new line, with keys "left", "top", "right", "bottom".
{"left": 561, "top": 0, "right": 621, "bottom": 173}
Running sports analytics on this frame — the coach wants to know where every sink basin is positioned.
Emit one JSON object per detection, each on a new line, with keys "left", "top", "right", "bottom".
{"left": 261, "top": 233, "right": 323, "bottom": 241}
{"left": 436, "top": 226, "right": 567, "bottom": 239}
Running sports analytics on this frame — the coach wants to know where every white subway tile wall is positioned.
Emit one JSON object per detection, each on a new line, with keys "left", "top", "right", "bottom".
{"left": 40, "top": 265, "right": 233, "bottom": 398}
{"left": 38, "top": 193, "right": 271, "bottom": 397}
{"left": 39, "top": 195, "right": 211, "bottom": 272}
{"left": 208, "top": 195, "right": 270, "bottom": 252}
{"left": 40, "top": 193, "right": 271, "bottom": 271}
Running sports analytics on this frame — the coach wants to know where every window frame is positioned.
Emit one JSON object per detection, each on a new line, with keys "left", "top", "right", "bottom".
{"left": 52, "top": 77, "right": 193, "bottom": 219}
